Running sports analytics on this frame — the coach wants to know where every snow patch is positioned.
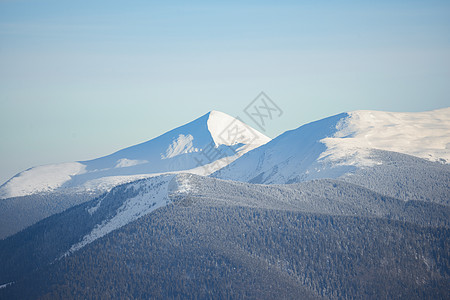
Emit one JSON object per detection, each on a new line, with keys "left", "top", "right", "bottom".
{"left": 115, "top": 158, "right": 148, "bottom": 168}
{"left": 161, "top": 134, "right": 195, "bottom": 159}
{"left": 176, "top": 174, "right": 193, "bottom": 194}
{"left": 0, "top": 282, "right": 13, "bottom": 289}
{"left": 65, "top": 175, "right": 174, "bottom": 255}
{"left": 207, "top": 111, "right": 271, "bottom": 148}
{"left": 87, "top": 194, "right": 106, "bottom": 215}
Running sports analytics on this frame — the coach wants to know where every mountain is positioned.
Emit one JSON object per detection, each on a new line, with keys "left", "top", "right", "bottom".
{"left": 0, "top": 173, "right": 448, "bottom": 299}
{"left": 213, "top": 108, "right": 450, "bottom": 184}
{"left": 0, "top": 110, "right": 270, "bottom": 199}
{"left": 0, "top": 111, "right": 270, "bottom": 239}
{"left": 0, "top": 107, "right": 449, "bottom": 299}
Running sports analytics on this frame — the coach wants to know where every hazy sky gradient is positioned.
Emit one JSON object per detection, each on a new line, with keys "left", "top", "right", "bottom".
{"left": 1, "top": 0, "right": 449, "bottom": 183}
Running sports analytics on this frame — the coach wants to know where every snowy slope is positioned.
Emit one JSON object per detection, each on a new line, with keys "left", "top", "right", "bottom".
{"left": 64, "top": 173, "right": 197, "bottom": 255}
{"left": 213, "top": 108, "right": 450, "bottom": 184}
{"left": 0, "top": 163, "right": 86, "bottom": 198}
{"left": 65, "top": 175, "right": 175, "bottom": 255}
{"left": 0, "top": 111, "right": 270, "bottom": 199}
{"left": 320, "top": 108, "right": 450, "bottom": 165}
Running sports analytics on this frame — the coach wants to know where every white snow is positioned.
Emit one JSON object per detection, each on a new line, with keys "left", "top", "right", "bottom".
{"left": 87, "top": 194, "right": 106, "bottom": 215}
{"left": 207, "top": 110, "right": 271, "bottom": 149}
{"left": 161, "top": 134, "right": 195, "bottom": 159}
{"left": 79, "top": 174, "right": 161, "bottom": 193}
{"left": 0, "top": 162, "right": 86, "bottom": 198}
{"left": 79, "top": 155, "right": 236, "bottom": 194}
{"left": 174, "top": 174, "right": 193, "bottom": 194}
{"left": 0, "top": 282, "right": 13, "bottom": 289}
{"left": 115, "top": 158, "right": 149, "bottom": 168}
{"left": 187, "top": 155, "right": 240, "bottom": 176}
{"left": 65, "top": 175, "right": 174, "bottom": 255}
{"left": 215, "top": 107, "right": 450, "bottom": 184}
{"left": 320, "top": 108, "right": 450, "bottom": 166}
{"left": 0, "top": 111, "right": 270, "bottom": 199}
{"left": 4, "top": 108, "right": 445, "bottom": 198}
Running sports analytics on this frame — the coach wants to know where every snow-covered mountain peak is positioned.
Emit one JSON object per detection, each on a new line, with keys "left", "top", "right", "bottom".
{"left": 214, "top": 107, "right": 450, "bottom": 184}
{"left": 206, "top": 110, "right": 270, "bottom": 148}
{"left": 320, "top": 107, "right": 450, "bottom": 166}
{"left": 0, "top": 110, "right": 270, "bottom": 199}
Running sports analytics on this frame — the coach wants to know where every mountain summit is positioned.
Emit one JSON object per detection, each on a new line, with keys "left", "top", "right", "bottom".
{"left": 213, "top": 108, "right": 450, "bottom": 184}
{"left": 0, "top": 111, "right": 270, "bottom": 199}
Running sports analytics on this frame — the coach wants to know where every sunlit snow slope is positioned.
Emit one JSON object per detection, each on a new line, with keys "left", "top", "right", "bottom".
{"left": 213, "top": 108, "right": 450, "bottom": 184}
{"left": 64, "top": 175, "right": 176, "bottom": 255}
{"left": 0, "top": 111, "right": 270, "bottom": 198}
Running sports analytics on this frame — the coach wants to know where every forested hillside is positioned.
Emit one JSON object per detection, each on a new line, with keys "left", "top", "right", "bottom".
{"left": 0, "top": 174, "right": 448, "bottom": 299}
{"left": 1, "top": 205, "right": 448, "bottom": 299}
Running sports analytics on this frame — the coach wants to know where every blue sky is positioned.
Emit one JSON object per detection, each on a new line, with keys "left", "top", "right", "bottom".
{"left": 1, "top": 0, "right": 449, "bottom": 183}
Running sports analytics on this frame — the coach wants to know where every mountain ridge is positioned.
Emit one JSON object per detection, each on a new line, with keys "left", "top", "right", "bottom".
{"left": 213, "top": 107, "right": 450, "bottom": 184}
{"left": 0, "top": 111, "right": 270, "bottom": 199}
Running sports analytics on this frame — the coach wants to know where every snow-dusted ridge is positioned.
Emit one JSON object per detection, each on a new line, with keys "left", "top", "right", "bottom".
{"left": 3, "top": 107, "right": 447, "bottom": 198}
{"left": 214, "top": 107, "right": 450, "bottom": 184}
{"left": 0, "top": 163, "right": 86, "bottom": 198}
{"left": 320, "top": 108, "right": 450, "bottom": 166}
{"left": 0, "top": 111, "right": 270, "bottom": 199}
{"left": 1, "top": 107, "right": 448, "bottom": 199}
